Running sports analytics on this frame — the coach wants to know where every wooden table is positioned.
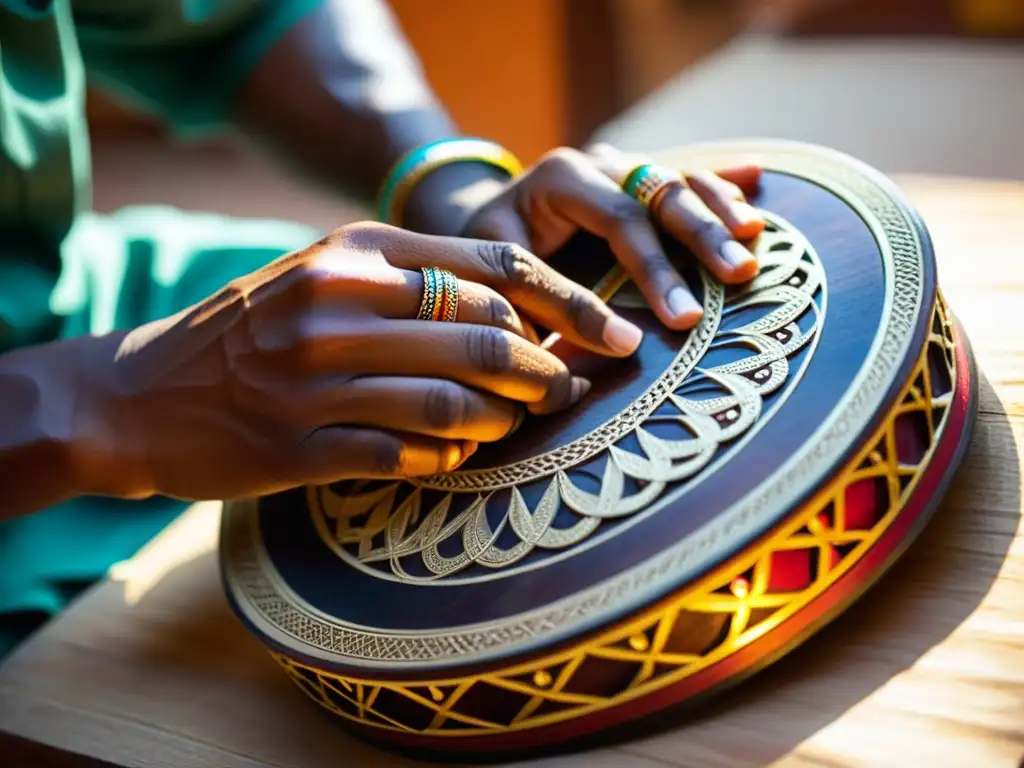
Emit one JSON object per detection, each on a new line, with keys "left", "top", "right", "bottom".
{"left": 0, "top": 175, "right": 1022, "bottom": 768}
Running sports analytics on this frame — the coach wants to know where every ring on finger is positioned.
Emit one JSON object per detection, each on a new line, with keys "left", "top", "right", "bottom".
{"left": 622, "top": 163, "right": 685, "bottom": 209}
{"left": 418, "top": 266, "right": 460, "bottom": 322}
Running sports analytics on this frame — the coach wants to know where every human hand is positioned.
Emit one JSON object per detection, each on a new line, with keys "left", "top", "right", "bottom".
{"left": 81, "top": 222, "right": 646, "bottom": 502}
{"left": 460, "top": 143, "right": 765, "bottom": 331}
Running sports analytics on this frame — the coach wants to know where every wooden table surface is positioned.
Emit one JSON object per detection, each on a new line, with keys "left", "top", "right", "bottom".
{"left": 0, "top": 175, "right": 1022, "bottom": 768}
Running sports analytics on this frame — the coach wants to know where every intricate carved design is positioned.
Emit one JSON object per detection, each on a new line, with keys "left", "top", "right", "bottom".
{"left": 220, "top": 141, "right": 930, "bottom": 666}
{"left": 308, "top": 214, "right": 824, "bottom": 584}
{"left": 271, "top": 294, "right": 957, "bottom": 735}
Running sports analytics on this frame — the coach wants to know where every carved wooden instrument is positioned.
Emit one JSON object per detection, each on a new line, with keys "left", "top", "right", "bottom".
{"left": 219, "top": 140, "right": 978, "bottom": 762}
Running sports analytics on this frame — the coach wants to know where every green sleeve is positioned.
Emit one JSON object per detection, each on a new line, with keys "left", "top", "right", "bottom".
{"left": 73, "top": 0, "right": 325, "bottom": 136}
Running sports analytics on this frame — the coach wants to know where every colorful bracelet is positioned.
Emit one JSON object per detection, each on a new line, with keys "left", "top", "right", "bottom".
{"left": 376, "top": 138, "right": 523, "bottom": 226}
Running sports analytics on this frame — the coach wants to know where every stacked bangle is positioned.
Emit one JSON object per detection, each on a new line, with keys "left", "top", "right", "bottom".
{"left": 376, "top": 138, "right": 523, "bottom": 226}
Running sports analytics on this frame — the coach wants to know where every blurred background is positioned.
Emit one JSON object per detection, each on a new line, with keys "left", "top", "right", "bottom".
{"left": 88, "top": 0, "right": 1024, "bottom": 231}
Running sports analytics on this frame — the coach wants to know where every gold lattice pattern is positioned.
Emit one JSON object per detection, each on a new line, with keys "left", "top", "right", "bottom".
{"left": 273, "top": 295, "right": 957, "bottom": 737}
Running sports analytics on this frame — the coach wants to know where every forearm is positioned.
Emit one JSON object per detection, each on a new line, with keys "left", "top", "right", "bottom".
{"left": 229, "top": 0, "right": 507, "bottom": 235}
{"left": 0, "top": 335, "right": 137, "bottom": 522}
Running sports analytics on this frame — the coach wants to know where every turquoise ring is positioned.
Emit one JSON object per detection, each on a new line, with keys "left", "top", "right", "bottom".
{"left": 621, "top": 163, "right": 684, "bottom": 208}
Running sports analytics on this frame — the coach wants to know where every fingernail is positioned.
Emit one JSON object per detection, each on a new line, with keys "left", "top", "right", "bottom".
{"left": 602, "top": 315, "right": 643, "bottom": 355}
{"left": 570, "top": 376, "right": 592, "bottom": 405}
{"left": 666, "top": 286, "right": 703, "bottom": 322}
{"left": 720, "top": 240, "right": 757, "bottom": 270}
{"left": 507, "top": 408, "right": 527, "bottom": 437}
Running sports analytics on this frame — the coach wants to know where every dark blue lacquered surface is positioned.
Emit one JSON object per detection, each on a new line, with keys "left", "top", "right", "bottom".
{"left": 254, "top": 170, "right": 894, "bottom": 632}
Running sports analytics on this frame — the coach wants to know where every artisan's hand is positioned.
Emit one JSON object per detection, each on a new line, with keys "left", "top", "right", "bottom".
{"left": 76, "top": 223, "right": 642, "bottom": 504}
{"left": 460, "top": 144, "right": 765, "bottom": 330}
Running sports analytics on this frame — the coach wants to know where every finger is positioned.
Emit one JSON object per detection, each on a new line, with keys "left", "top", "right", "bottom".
{"left": 465, "top": 201, "right": 533, "bottom": 251}
{"left": 459, "top": 206, "right": 545, "bottom": 344}
{"left": 531, "top": 148, "right": 703, "bottom": 331}
{"left": 378, "top": 269, "right": 531, "bottom": 339}
{"left": 303, "top": 376, "right": 524, "bottom": 442}
{"left": 685, "top": 169, "right": 765, "bottom": 240}
{"left": 654, "top": 184, "right": 759, "bottom": 284}
{"left": 378, "top": 226, "right": 645, "bottom": 357}
{"left": 588, "top": 143, "right": 763, "bottom": 195}
{"left": 298, "top": 317, "right": 591, "bottom": 416}
{"left": 298, "top": 426, "right": 473, "bottom": 483}
{"left": 449, "top": 240, "right": 646, "bottom": 357}
{"left": 712, "top": 164, "right": 762, "bottom": 195}
{"left": 585, "top": 142, "right": 646, "bottom": 176}
{"left": 581, "top": 145, "right": 758, "bottom": 286}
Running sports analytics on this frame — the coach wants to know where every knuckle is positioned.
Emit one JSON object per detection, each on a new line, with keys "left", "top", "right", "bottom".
{"left": 691, "top": 169, "right": 741, "bottom": 199}
{"left": 565, "top": 289, "right": 607, "bottom": 343}
{"left": 610, "top": 196, "right": 650, "bottom": 227}
{"left": 478, "top": 241, "right": 539, "bottom": 288}
{"left": 566, "top": 290, "right": 589, "bottom": 330}
{"left": 425, "top": 382, "right": 470, "bottom": 431}
{"left": 687, "top": 169, "right": 718, "bottom": 188}
{"left": 466, "top": 325, "right": 514, "bottom": 376}
{"left": 633, "top": 254, "right": 680, "bottom": 293}
{"left": 486, "top": 293, "right": 519, "bottom": 331}
{"left": 285, "top": 322, "right": 320, "bottom": 371}
{"left": 692, "top": 215, "right": 728, "bottom": 245}
{"left": 371, "top": 433, "right": 408, "bottom": 476}
{"left": 290, "top": 261, "right": 324, "bottom": 299}
{"left": 539, "top": 146, "right": 583, "bottom": 173}
{"left": 325, "top": 221, "right": 386, "bottom": 250}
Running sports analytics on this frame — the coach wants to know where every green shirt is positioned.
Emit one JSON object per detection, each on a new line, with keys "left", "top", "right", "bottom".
{"left": 0, "top": 0, "right": 324, "bottom": 655}
{"left": 0, "top": 0, "right": 321, "bottom": 351}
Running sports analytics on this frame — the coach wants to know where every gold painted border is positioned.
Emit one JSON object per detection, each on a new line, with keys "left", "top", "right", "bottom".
{"left": 220, "top": 140, "right": 928, "bottom": 669}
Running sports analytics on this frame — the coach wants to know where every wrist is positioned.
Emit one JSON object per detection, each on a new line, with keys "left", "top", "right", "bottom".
{"left": 0, "top": 344, "right": 78, "bottom": 517}
{"left": 63, "top": 332, "right": 155, "bottom": 501}
{"left": 0, "top": 340, "right": 102, "bottom": 517}
{"left": 0, "top": 333, "right": 151, "bottom": 516}
{"left": 402, "top": 161, "right": 509, "bottom": 236}
{"left": 378, "top": 137, "right": 522, "bottom": 236}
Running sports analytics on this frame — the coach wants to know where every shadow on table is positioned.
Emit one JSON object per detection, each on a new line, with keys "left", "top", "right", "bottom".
{"left": 104, "top": 529, "right": 451, "bottom": 768}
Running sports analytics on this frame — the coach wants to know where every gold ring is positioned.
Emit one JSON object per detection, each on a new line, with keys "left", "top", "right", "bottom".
{"left": 622, "top": 163, "right": 684, "bottom": 208}
{"left": 418, "top": 267, "right": 459, "bottom": 322}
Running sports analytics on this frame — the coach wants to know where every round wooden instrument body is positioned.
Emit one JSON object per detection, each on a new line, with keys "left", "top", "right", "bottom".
{"left": 219, "top": 141, "right": 977, "bottom": 762}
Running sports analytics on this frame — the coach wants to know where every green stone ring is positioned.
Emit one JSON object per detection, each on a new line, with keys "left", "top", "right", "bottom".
{"left": 621, "top": 162, "right": 684, "bottom": 207}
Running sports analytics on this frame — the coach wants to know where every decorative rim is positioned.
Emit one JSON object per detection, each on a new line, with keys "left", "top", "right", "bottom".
{"left": 220, "top": 139, "right": 928, "bottom": 670}
{"left": 267, "top": 292, "right": 960, "bottom": 737}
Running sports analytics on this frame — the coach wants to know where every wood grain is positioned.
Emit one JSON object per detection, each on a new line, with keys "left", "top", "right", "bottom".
{"left": 0, "top": 175, "right": 1021, "bottom": 768}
